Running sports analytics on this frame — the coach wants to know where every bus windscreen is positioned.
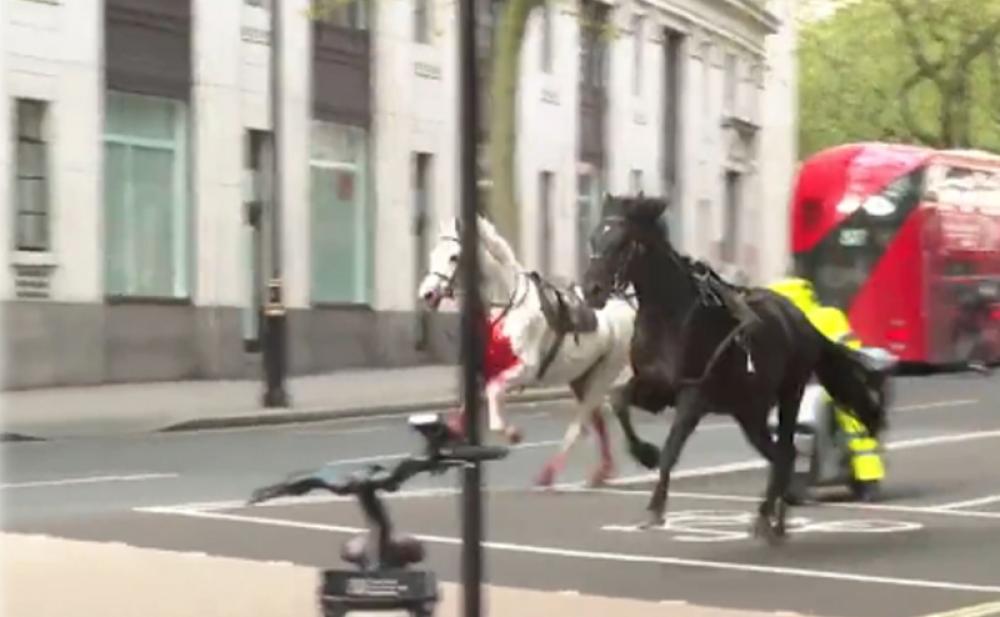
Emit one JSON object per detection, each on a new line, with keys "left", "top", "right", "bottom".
{"left": 794, "top": 167, "right": 925, "bottom": 310}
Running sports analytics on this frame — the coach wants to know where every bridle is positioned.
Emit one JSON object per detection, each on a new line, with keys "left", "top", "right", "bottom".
{"left": 588, "top": 216, "right": 641, "bottom": 299}
{"left": 430, "top": 234, "right": 530, "bottom": 326}
{"left": 427, "top": 235, "right": 461, "bottom": 300}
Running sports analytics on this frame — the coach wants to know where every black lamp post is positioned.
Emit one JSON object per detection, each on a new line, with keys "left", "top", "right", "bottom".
{"left": 263, "top": 0, "right": 289, "bottom": 408}
{"left": 458, "top": 0, "right": 485, "bottom": 614}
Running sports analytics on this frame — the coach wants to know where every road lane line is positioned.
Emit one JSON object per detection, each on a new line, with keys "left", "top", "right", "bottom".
{"left": 138, "top": 506, "right": 1000, "bottom": 594}
{"left": 0, "top": 472, "right": 178, "bottom": 489}
{"left": 921, "top": 601, "right": 1000, "bottom": 617}
{"left": 894, "top": 399, "right": 978, "bottom": 412}
{"left": 602, "top": 428, "right": 1000, "bottom": 487}
{"left": 934, "top": 494, "right": 1000, "bottom": 511}
{"left": 572, "top": 487, "right": 1000, "bottom": 521}
{"left": 319, "top": 422, "right": 735, "bottom": 467}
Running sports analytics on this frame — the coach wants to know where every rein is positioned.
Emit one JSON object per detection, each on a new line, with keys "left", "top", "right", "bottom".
{"left": 434, "top": 234, "right": 530, "bottom": 328}
{"left": 606, "top": 229, "right": 750, "bottom": 388}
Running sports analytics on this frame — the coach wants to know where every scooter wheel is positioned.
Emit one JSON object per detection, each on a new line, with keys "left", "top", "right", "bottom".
{"left": 850, "top": 480, "right": 881, "bottom": 503}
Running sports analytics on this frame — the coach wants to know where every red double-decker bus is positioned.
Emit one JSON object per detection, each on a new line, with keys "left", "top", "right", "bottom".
{"left": 790, "top": 142, "right": 1000, "bottom": 366}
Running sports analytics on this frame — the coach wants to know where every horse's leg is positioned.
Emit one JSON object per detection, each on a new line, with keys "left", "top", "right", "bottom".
{"left": 642, "top": 390, "right": 704, "bottom": 529}
{"left": 734, "top": 411, "right": 776, "bottom": 463}
{"left": 536, "top": 414, "right": 586, "bottom": 488}
{"left": 588, "top": 406, "right": 615, "bottom": 486}
{"left": 754, "top": 385, "right": 803, "bottom": 544}
{"left": 611, "top": 378, "right": 663, "bottom": 469}
{"left": 571, "top": 355, "right": 624, "bottom": 487}
{"left": 485, "top": 363, "right": 528, "bottom": 444}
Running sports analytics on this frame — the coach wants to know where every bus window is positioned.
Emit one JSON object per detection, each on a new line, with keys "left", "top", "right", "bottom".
{"left": 794, "top": 167, "right": 925, "bottom": 309}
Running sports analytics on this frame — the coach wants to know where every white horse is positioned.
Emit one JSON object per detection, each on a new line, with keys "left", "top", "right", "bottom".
{"left": 417, "top": 215, "right": 636, "bottom": 487}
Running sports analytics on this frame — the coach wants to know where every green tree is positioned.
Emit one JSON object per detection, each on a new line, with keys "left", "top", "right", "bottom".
{"left": 484, "top": 0, "right": 616, "bottom": 242}
{"left": 798, "top": 0, "right": 1000, "bottom": 158}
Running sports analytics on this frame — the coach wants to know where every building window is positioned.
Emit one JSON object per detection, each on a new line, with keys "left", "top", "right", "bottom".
{"left": 724, "top": 52, "right": 737, "bottom": 115}
{"left": 632, "top": 14, "right": 643, "bottom": 95}
{"left": 540, "top": 1, "right": 554, "bottom": 73}
{"left": 310, "top": 120, "right": 371, "bottom": 304}
{"left": 312, "top": 0, "right": 368, "bottom": 29}
{"left": 722, "top": 170, "right": 741, "bottom": 264}
{"left": 630, "top": 169, "right": 643, "bottom": 194}
{"left": 104, "top": 91, "right": 190, "bottom": 299}
{"left": 538, "top": 171, "right": 554, "bottom": 273}
{"left": 245, "top": 0, "right": 270, "bottom": 8}
{"left": 414, "top": 0, "right": 432, "bottom": 43}
{"left": 13, "top": 99, "right": 50, "bottom": 252}
{"left": 701, "top": 42, "right": 712, "bottom": 145}
{"left": 578, "top": 0, "right": 608, "bottom": 88}
{"left": 576, "top": 169, "right": 602, "bottom": 277}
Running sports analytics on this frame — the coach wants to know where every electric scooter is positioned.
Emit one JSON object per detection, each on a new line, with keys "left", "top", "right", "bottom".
{"left": 248, "top": 412, "right": 509, "bottom": 617}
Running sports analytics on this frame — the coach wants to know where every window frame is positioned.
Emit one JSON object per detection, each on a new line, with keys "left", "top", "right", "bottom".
{"left": 632, "top": 14, "right": 644, "bottom": 96}
{"left": 414, "top": 0, "right": 432, "bottom": 43}
{"left": 103, "top": 90, "right": 191, "bottom": 301}
{"left": 540, "top": 0, "right": 554, "bottom": 73}
{"left": 309, "top": 120, "right": 372, "bottom": 306}
{"left": 13, "top": 98, "right": 51, "bottom": 253}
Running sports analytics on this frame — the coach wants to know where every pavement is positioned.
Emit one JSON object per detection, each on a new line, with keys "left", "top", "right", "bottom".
{"left": 1, "top": 532, "right": 783, "bottom": 617}
{"left": 4, "top": 370, "right": 999, "bottom": 617}
{"left": 0, "top": 364, "right": 611, "bottom": 440}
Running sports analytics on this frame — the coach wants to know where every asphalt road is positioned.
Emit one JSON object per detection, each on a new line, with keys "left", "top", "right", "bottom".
{"left": 4, "top": 370, "right": 1000, "bottom": 617}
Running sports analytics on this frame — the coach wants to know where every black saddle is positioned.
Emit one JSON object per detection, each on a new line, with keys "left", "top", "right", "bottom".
{"left": 341, "top": 534, "right": 426, "bottom": 570}
{"left": 529, "top": 272, "right": 599, "bottom": 336}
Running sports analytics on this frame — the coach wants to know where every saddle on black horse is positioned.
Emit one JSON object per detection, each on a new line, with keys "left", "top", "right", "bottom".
{"left": 528, "top": 272, "right": 600, "bottom": 380}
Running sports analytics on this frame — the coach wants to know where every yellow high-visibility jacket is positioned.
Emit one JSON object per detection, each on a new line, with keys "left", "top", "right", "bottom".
{"left": 767, "top": 277, "right": 884, "bottom": 482}
{"left": 767, "top": 278, "right": 860, "bottom": 349}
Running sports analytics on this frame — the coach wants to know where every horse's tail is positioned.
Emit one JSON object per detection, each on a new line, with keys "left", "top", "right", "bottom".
{"left": 814, "top": 336, "right": 888, "bottom": 436}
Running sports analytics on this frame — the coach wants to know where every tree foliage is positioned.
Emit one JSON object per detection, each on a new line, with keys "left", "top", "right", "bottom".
{"left": 798, "top": 0, "right": 1000, "bottom": 158}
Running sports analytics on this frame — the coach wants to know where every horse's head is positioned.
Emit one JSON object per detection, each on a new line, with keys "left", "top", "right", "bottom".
{"left": 418, "top": 219, "right": 462, "bottom": 310}
{"left": 583, "top": 192, "right": 669, "bottom": 308}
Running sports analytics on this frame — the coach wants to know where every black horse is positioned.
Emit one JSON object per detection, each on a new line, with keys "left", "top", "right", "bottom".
{"left": 582, "top": 194, "right": 888, "bottom": 543}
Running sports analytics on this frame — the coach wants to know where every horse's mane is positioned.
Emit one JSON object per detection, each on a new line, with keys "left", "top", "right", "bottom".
{"left": 475, "top": 214, "right": 522, "bottom": 270}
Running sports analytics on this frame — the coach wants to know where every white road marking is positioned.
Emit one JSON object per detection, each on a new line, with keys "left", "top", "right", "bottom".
{"left": 146, "top": 486, "right": 470, "bottom": 513}
{"left": 137, "top": 506, "right": 1000, "bottom": 594}
{"left": 602, "top": 428, "right": 1000, "bottom": 487}
{"left": 921, "top": 601, "right": 1000, "bottom": 617}
{"left": 934, "top": 494, "right": 1000, "bottom": 511}
{"left": 575, "top": 488, "right": 1000, "bottom": 521}
{"left": 315, "top": 420, "right": 733, "bottom": 467}
{"left": 601, "top": 509, "right": 924, "bottom": 542}
{"left": 894, "top": 399, "right": 978, "bottom": 412}
{"left": 324, "top": 439, "right": 564, "bottom": 466}
{"left": 0, "top": 472, "right": 178, "bottom": 489}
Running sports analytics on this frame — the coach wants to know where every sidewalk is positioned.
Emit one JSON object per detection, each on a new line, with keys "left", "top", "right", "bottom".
{"left": 0, "top": 365, "right": 583, "bottom": 440}
{"left": 2, "top": 532, "right": 813, "bottom": 617}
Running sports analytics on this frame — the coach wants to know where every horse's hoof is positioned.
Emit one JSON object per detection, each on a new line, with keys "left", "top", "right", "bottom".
{"left": 633, "top": 443, "right": 661, "bottom": 470}
{"left": 751, "top": 513, "right": 787, "bottom": 546}
{"left": 446, "top": 411, "right": 466, "bottom": 437}
{"left": 504, "top": 426, "right": 524, "bottom": 445}
{"left": 638, "top": 512, "right": 665, "bottom": 530}
{"left": 586, "top": 464, "right": 615, "bottom": 488}
{"left": 535, "top": 465, "right": 557, "bottom": 489}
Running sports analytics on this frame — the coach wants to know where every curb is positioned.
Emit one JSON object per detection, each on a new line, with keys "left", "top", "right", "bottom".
{"left": 158, "top": 386, "right": 575, "bottom": 433}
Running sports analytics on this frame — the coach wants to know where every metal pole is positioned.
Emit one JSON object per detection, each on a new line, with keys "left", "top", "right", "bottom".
{"left": 263, "top": 0, "right": 289, "bottom": 408}
{"left": 458, "top": 0, "right": 483, "bottom": 613}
